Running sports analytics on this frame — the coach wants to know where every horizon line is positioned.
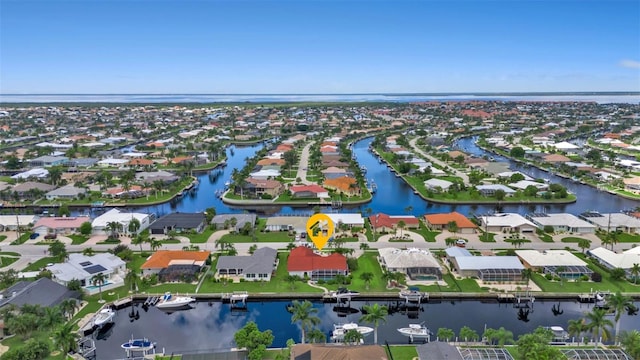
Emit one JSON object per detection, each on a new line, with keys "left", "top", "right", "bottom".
{"left": 2, "top": 91, "right": 640, "bottom": 96}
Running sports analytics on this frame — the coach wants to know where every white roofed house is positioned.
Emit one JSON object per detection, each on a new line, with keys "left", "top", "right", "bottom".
{"left": 478, "top": 213, "right": 538, "bottom": 233}
{"left": 527, "top": 213, "right": 596, "bottom": 234}
{"left": 446, "top": 248, "right": 525, "bottom": 282}
{"left": 45, "top": 185, "right": 87, "bottom": 200}
{"left": 378, "top": 248, "right": 443, "bottom": 280}
{"left": 516, "top": 250, "right": 593, "bottom": 280}
{"left": 0, "top": 215, "right": 36, "bottom": 231}
{"left": 33, "top": 216, "right": 90, "bottom": 235}
{"left": 588, "top": 247, "right": 640, "bottom": 279}
{"left": 46, "top": 253, "right": 126, "bottom": 295}
{"left": 424, "top": 178, "right": 453, "bottom": 192}
{"left": 475, "top": 184, "right": 516, "bottom": 197}
{"left": 580, "top": 212, "right": 640, "bottom": 233}
{"left": 91, "top": 208, "right": 153, "bottom": 236}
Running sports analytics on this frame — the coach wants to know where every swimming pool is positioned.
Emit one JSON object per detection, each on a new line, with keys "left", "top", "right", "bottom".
{"left": 85, "top": 281, "right": 112, "bottom": 290}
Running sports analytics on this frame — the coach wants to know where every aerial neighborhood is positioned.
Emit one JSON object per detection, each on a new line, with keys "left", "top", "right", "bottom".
{"left": 0, "top": 100, "right": 639, "bottom": 360}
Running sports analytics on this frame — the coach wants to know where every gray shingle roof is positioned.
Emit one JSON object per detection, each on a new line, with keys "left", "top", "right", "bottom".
{"left": 216, "top": 247, "right": 277, "bottom": 275}
{"left": 0, "top": 278, "right": 80, "bottom": 308}
{"left": 150, "top": 212, "right": 206, "bottom": 230}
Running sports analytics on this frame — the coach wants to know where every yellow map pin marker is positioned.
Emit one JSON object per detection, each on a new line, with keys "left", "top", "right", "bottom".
{"left": 306, "top": 213, "right": 335, "bottom": 251}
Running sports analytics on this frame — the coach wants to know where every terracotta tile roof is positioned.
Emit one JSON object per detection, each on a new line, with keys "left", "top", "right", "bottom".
{"left": 543, "top": 154, "right": 571, "bottom": 162}
{"left": 424, "top": 212, "right": 477, "bottom": 228}
{"left": 128, "top": 158, "right": 154, "bottom": 166}
{"left": 368, "top": 213, "right": 419, "bottom": 229}
{"left": 323, "top": 176, "right": 358, "bottom": 193}
{"left": 276, "top": 144, "right": 293, "bottom": 151}
{"left": 292, "top": 344, "right": 388, "bottom": 360}
{"left": 246, "top": 177, "right": 283, "bottom": 189}
{"left": 287, "top": 247, "right": 348, "bottom": 272}
{"left": 141, "top": 250, "right": 211, "bottom": 269}
{"left": 33, "top": 216, "right": 90, "bottom": 229}
{"left": 257, "top": 158, "right": 285, "bottom": 166}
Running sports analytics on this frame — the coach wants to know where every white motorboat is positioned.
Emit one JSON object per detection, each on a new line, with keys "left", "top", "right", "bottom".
{"left": 93, "top": 308, "right": 115, "bottom": 327}
{"left": 544, "top": 326, "right": 570, "bottom": 343}
{"left": 397, "top": 324, "right": 431, "bottom": 342}
{"left": 121, "top": 337, "right": 155, "bottom": 351}
{"left": 331, "top": 322, "right": 373, "bottom": 341}
{"left": 331, "top": 287, "right": 360, "bottom": 300}
{"left": 155, "top": 292, "right": 196, "bottom": 309}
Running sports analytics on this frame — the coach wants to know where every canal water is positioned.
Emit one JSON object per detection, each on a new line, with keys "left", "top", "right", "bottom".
{"left": 86, "top": 135, "right": 637, "bottom": 219}
{"left": 94, "top": 299, "right": 639, "bottom": 359}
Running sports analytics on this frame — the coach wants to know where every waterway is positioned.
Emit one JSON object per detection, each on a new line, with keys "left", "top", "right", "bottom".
{"left": 98, "top": 135, "right": 638, "bottom": 219}
{"left": 93, "top": 299, "right": 639, "bottom": 359}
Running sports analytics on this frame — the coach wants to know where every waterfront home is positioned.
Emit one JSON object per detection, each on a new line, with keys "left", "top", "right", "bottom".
{"left": 588, "top": 246, "right": 640, "bottom": 279}
{"left": 321, "top": 159, "right": 350, "bottom": 168}
{"left": 216, "top": 247, "right": 278, "bottom": 281}
{"left": 97, "top": 158, "right": 129, "bottom": 167}
{"left": 416, "top": 342, "right": 465, "bottom": 360}
{"left": 423, "top": 178, "right": 453, "bottom": 192}
{"left": 526, "top": 213, "right": 596, "bottom": 234}
{"left": 623, "top": 176, "right": 640, "bottom": 194}
{"left": 211, "top": 214, "right": 257, "bottom": 232}
{"left": 249, "top": 169, "right": 281, "bottom": 180}
{"left": 289, "top": 184, "right": 330, "bottom": 199}
{"left": 242, "top": 177, "right": 285, "bottom": 198}
{"left": 543, "top": 154, "right": 571, "bottom": 164}
{"left": 327, "top": 213, "right": 365, "bottom": 229}
{"left": 149, "top": 212, "right": 207, "bottom": 235}
{"left": 257, "top": 158, "right": 285, "bottom": 167}
{"left": 323, "top": 176, "right": 360, "bottom": 196}
{"left": 515, "top": 250, "right": 593, "bottom": 279}
{"left": 47, "top": 253, "right": 126, "bottom": 293}
{"left": 135, "top": 170, "right": 179, "bottom": 185}
{"left": 497, "top": 171, "right": 533, "bottom": 181}
{"left": 0, "top": 215, "right": 36, "bottom": 231}
{"left": 265, "top": 216, "right": 307, "bottom": 234}
{"left": 32, "top": 216, "right": 90, "bottom": 235}
{"left": 579, "top": 212, "right": 640, "bottom": 233}
{"left": 508, "top": 180, "right": 549, "bottom": 191}
{"left": 378, "top": 248, "right": 442, "bottom": 281}
{"left": 11, "top": 181, "right": 56, "bottom": 198}
{"left": 368, "top": 213, "right": 420, "bottom": 232}
{"left": 0, "top": 278, "right": 80, "bottom": 310}
{"left": 91, "top": 208, "right": 153, "bottom": 235}
{"left": 424, "top": 212, "right": 477, "bottom": 234}
{"left": 28, "top": 155, "right": 69, "bottom": 167}
{"left": 102, "top": 185, "right": 147, "bottom": 199}
{"left": 45, "top": 184, "right": 87, "bottom": 200}
{"left": 127, "top": 158, "right": 155, "bottom": 168}
{"left": 10, "top": 168, "right": 48, "bottom": 180}
{"left": 290, "top": 344, "right": 388, "bottom": 360}
{"left": 475, "top": 184, "right": 516, "bottom": 197}
{"left": 478, "top": 213, "right": 537, "bottom": 233}
{"left": 287, "top": 246, "right": 348, "bottom": 281}
{"left": 445, "top": 247, "right": 524, "bottom": 282}
{"left": 141, "top": 250, "right": 210, "bottom": 278}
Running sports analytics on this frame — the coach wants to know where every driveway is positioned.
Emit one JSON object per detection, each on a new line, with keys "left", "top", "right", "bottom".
{"left": 295, "top": 141, "right": 315, "bottom": 184}
{"left": 409, "top": 137, "right": 470, "bottom": 184}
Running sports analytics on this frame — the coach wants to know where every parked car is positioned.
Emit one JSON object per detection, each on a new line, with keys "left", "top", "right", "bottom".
{"left": 456, "top": 239, "right": 467, "bottom": 248}
{"left": 44, "top": 233, "right": 57, "bottom": 240}
{"left": 29, "top": 233, "right": 40, "bottom": 239}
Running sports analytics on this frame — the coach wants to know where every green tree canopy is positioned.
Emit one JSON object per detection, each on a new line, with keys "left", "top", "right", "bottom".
{"left": 233, "top": 321, "right": 274, "bottom": 360}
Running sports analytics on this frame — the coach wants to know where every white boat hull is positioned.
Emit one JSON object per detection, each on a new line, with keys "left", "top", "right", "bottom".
{"left": 156, "top": 296, "right": 196, "bottom": 309}
{"left": 93, "top": 309, "right": 115, "bottom": 327}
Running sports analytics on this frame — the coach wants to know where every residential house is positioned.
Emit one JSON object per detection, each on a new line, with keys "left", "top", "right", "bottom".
{"left": 45, "top": 185, "right": 87, "bottom": 200}
{"left": 368, "top": 213, "right": 420, "bottom": 232}
{"left": 588, "top": 247, "right": 640, "bottom": 279}
{"left": 12, "top": 181, "right": 56, "bottom": 198}
{"left": 323, "top": 176, "right": 360, "bottom": 196}
{"left": 249, "top": 169, "right": 281, "bottom": 180}
{"left": 149, "top": 212, "right": 207, "bottom": 235}
{"left": 211, "top": 214, "right": 257, "bottom": 232}
{"left": 527, "top": 213, "right": 596, "bottom": 233}
{"left": 378, "top": 248, "right": 442, "bottom": 280}
{"left": 424, "top": 212, "right": 477, "bottom": 234}
{"left": 516, "top": 250, "right": 593, "bottom": 279}
{"left": 141, "top": 250, "right": 211, "bottom": 277}
{"left": 91, "top": 208, "right": 153, "bottom": 235}
{"left": 478, "top": 213, "right": 537, "bottom": 233}
{"left": 10, "top": 168, "right": 49, "bottom": 180}
{"left": 28, "top": 155, "right": 69, "bottom": 167}
{"left": 623, "top": 177, "right": 640, "bottom": 194}
{"left": 445, "top": 247, "right": 524, "bottom": 282}
{"left": 265, "top": 216, "right": 308, "bottom": 234}
{"left": 0, "top": 278, "right": 80, "bottom": 310}
{"left": 423, "top": 178, "right": 452, "bottom": 192}
{"left": 475, "top": 184, "right": 516, "bottom": 197}
{"left": 241, "top": 177, "right": 284, "bottom": 198}
{"left": 290, "top": 344, "right": 388, "bottom": 360}
{"left": 257, "top": 158, "right": 285, "bottom": 167}
{"left": 287, "top": 246, "right": 348, "bottom": 280}
{"left": 509, "top": 180, "right": 548, "bottom": 191}
{"left": 289, "top": 184, "right": 330, "bottom": 199}
{"left": 543, "top": 154, "right": 571, "bottom": 164}
{"left": 0, "top": 215, "right": 36, "bottom": 231}
{"left": 32, "top": 216, "right": 91, "bottom": 235}
{"left": 47, "top": 253, "right": 127, "bottom": 294}
{"left": 580, "top": 212, "right": 640, "bottom": 233}
{"left": 327, "top": 213, "right": 365, "bottom": 228}
{"left": 216, "top": 247, "right": 278, "bottom": 281}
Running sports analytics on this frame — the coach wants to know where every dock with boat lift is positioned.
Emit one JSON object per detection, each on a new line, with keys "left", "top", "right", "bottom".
{"left": 222, "top": 291, "right": 249, "bottom": 308}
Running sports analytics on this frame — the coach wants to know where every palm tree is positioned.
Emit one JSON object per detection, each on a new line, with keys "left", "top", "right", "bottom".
{"left": 286, "top": 275, "right": 300, "bottom": 290}
{"left": 567, "top": 318, "right": 586, "bottom": 342}
{"left": 343, "top": 329, "right": 364, "bottom": 345}
{"left": 306, "top": 328, "right": 327, "bottom": 344}
{"left": 360, "top": 303, "right": 388, "bottom": 344}
{"left": 42, "top": 306, "right": 64, "bottom": 330}
{"left": 91, "top": 273, "right": 107, "bottom": 302}
{"left": 52, "top": 321, "right": 80, "bottom": 354}
{"left": 585, "top": 308, "right": 614, "bottom": 343}
{"left": 631, "top": 263, "right": 640, "bottom": 285}
{"left": 125, "top": 269, "right": 140, "bottom": 293}
{"left": 59, "top": 299, "right": 78, "bottom": 319}
{"left": 150, "top": 238, "right": 162, "bottom": 252}
{"left": 578, "top": 238, "right": 591, "bottom": 254}
{"left": 289, "top": 300, "right": 320, "bottom": 344}
{"left": 359, "top": 272, "right": 374, "bottom": 290}
{"left": 128, "top": 217, "right": 141, "bottom": 236}
{"left": 106, "top": 221, "right": 121, "bottom": 240}
{"left": 521, "top": 268, "right": 533, "bottom": 294}
{"left": 153, "top": 180, "right": 164, "bottom": 199}
{"left": 82, "top": 247, "right": 95, "bottom": 256}
{"left": 396, "top": 220, "right": 406, "bottom": 238}
{"left": 607, "top": 291, "right": 633, "bottom": 343}
{"left": 132, "top": 233, "right": 146, "bottom": 253}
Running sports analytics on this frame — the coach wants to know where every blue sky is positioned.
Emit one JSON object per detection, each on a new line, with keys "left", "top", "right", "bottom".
{"left": 1, "top": 0, "right": 639, "bottom": 94}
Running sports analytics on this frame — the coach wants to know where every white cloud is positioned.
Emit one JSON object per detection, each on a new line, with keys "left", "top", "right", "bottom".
{"left": 619, "top": 59, "right": 640, "bottom": 69}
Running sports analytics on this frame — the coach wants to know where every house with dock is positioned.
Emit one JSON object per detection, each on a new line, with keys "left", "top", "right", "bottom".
{"left": 216, "top": 247, "right": 278, "bottom": 281}
{"left": 516, "top": 250, "right": 593, "bottom": 279}
{"left": 378, "top": 248, "right": 442, "bottom": 281}
{"left": 287, "top": 247, "right": 348, "bottom": 281}
{"left": 47, "top": 253, "right": 126, "bottom": 294}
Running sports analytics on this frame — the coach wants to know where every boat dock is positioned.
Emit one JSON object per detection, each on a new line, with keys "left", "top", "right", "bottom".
{"left": 222, "top": 291, "right": 249, "bottom": 308}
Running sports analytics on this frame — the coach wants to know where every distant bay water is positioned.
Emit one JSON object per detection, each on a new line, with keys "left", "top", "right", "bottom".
{"left": 1, "top": 93, "right": 639, "bottom": 104}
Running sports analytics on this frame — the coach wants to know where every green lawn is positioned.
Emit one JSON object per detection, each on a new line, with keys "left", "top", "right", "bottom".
{"left": 387, "top": 345, "right": 418, "bottom": 360}
{"left": 0, "top": 235, "right": 7, "bottom": 242}
{"left": 23, "top": 256, "right": 59, "bottom": 271}
{"left": 0, "top": 256, "right": 19, "bottom": 267}
{"left": 1, "top": 330, "right": 67, "bottom": 360}
{"left": 412, "top": 221, "right": 439, "bottom": 242}
{"left": 68, "top": 234, "right": 90, "bottom": 245}
{"left": 10, "top": 232, "right": 32, "bottom": 245}
{"left": 182, "top": 228, "right": 215, "bottom": 243}
{"left": 479, "top": 231, "right": 497, "bottom": 242}
{"left": 198, "top": 252, "right": 322, "bottom": 293}
{"left": 324, "top": 251, "right": 391, "bottom": 293}
{"left": 561, "top": 237, "right": 588, "bottom": 243}
{"left": 0, "top": 251, "right": 20, "bottom": 257}
{"left": 538, "top": 232, "right": 554, "bottom": 243}
{"left": 616, "top": 233, "right": 640, "bottom": 243}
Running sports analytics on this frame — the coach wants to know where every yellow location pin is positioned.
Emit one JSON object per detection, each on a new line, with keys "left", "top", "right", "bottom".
{"left": 306, "top": 213, "right": 335, "bottom": 251}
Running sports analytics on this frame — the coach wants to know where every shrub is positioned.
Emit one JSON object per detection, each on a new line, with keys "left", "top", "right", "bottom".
{"left": 591, "top": 272, "right": 602, "bottom": 282}
{"left": 347, "top": 258, "right": 358, "bottom": 271}
{"left": 545, "top": 273, "right": 553, "bottom": 280}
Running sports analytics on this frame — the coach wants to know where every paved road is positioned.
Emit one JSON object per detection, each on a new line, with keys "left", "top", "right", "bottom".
{"left": 409, "top": 137, "right": 470, "bottom": 184}
{"left": 295, "top": 141, "right": 315, "bottom": 185}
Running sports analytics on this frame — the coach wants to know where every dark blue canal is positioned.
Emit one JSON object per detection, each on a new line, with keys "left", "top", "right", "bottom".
{"left": 94, "top": 299, "right": 639, "bottom": 359}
